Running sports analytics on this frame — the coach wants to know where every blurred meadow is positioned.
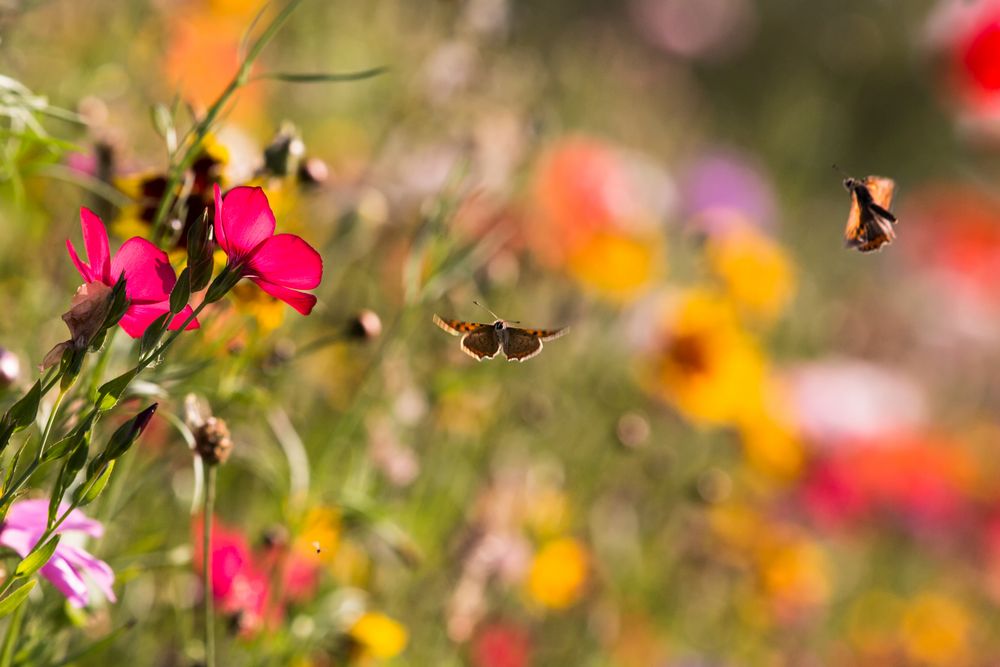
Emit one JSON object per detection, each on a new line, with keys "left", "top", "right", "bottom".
{"left": 4, "top": 0, "right": 1000, "bottom": 665}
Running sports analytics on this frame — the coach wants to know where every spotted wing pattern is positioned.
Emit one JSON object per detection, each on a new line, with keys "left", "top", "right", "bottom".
{"left": 460, "top": 327, "right": 501, "bottom": 360}
{"left": 433, "top": 315, "right": 489, "bottom": 336}
{"left": 845, "top": 176, "right": 897, "bottom": 253}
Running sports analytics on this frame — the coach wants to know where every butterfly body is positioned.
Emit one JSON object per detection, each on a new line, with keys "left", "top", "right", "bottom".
{"left": 433, "top": 314, "right": 567, "bottom": 362}
{"left": 843, "top": 175, "right": 898, "bottom": 252}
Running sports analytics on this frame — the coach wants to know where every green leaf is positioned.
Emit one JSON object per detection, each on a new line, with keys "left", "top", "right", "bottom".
{"left": 139, "top": 313, "right": 170, "bottom": 359}
{"left": 97, "top": 369, "right": 137, "bottom": 411}
{"left": 5, "top": 381, "right": 40, "bottom": 431}
{"left": 0, "top": 579, "right": 35, "bottom": 617}
{"left": 41, "top": 433, "right": 77, "bottom": 463}
{"left": 257, "top": 67, "right": 388, "bottom": 84}
{"left": 3, "top": 444, "right": 22, "bottom": 492}
{"left": 73, "top": 460, "right": 115, "bottom": 506}
{"left": 169, "top": 268, "right": 191, "bottom": 315}
{"left": 14, "top": 536, "right": 60, "bottom": 578}
{"left": 151, "top": 103, "right": 173, "bottom": 140}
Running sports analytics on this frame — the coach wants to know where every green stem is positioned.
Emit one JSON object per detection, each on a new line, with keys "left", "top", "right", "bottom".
{"left": 0, "top": 600, "right": 23, "bottom": 667}
{"left": 149, "top": 0, "right": 304, "bottom": 242}
{"left": 38, "top": 388, "right": 67, "bottom": 456}
{"left": 202, "top": 464, "right": 217, "bottom": 667}
{"left": 87, "top": 329, "right": 118, "bottom": 401}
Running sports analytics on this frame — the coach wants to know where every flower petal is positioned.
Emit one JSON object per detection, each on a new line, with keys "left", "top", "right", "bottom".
{"left": 246, "top": 234, "right": 323, "bottom": 289}
{"left": 65, "top": 240, "right": 94, "bottom": 283}
{"left": 117, "top": 303, "right": 172, "bottom": 338}
{"left": 250, "top": 278, "right": 317, "bottom": 315}
{"left": 3, "top": 499, "right": 51, "bottom": 531}
{"left": 80, "top": 208, "right": 111, "bottom": 283}
{"left": 59, "top": 543, "right": 117, "bottom": 603}
{"left": 216, "top": 185, "right": 275, "bottom": 260}
{"left": 168, "top": 304, "right": 201, "bottom": 331}
{"left": 110, "top": 238, "right": 177, "bottom": 303}
{"left": 40, "top": 555, "right": 90, "bottom": 608}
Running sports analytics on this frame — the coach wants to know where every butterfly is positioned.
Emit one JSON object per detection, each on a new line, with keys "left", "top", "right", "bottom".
{"left": 433, "top": 307, "right": 568, "bottom": 362}
{"left": 842, "top": 174, "right": 898, "bottom": 252}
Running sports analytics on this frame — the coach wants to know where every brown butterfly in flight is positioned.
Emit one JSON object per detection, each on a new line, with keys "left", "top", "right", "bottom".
{"left": 433, "top": 303, "right": 568, "bottom": 362}
{"left": 841, "top": 171, "right": 898, "bottom": 252}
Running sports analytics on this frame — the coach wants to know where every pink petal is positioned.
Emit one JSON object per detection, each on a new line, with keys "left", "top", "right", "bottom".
{"left": 80, "top": 208, "right": 111, "bottom": 283}
{"left": 246, "top": 234, "right": 323, "bottom": 289}
{"left": 117, "top": 303, "right": 172, "bottom": 339}
{"left": 110, "top": 238, "right": 176, "bottom": 303}
{"left": 216, "top": 185, "right": 275, "bottom": 260}
{"left": 168, "top": 304, "right": 201, "bottom": 331}
{"left": 41, "top": 555, "right": 90, "bottom": 608}
{"left": 59, "top": 543, "right": 117, "bottom": 603}
{"left": 213, "top": 184, "right": 228, "bottom": 255}
{"left": 250, "top": 278, "right": 318, "bottom": 315}
{"left": 4, "top": 499, "right": 52, "bottom": 530}
{"left": 66, "top": 240, "right": 95, "bottom": 283}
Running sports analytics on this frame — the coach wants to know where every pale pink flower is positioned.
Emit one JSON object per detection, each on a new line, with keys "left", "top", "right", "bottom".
{"left": 0, "top": 500, "right": 115, "bottom": 608}
{"left": 212, "top": 185, "right": 323, "bottom": 314}
{"left": 66, "top": 208, "right": 199, "bottom": 338}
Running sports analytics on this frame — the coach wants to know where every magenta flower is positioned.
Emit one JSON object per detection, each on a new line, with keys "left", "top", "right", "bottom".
{"left": 213, "top": 184, "right": 323, "bottom": 314}
{"left": 0, "top": 500, "right": 116, "bottom": 608}
{"left": 66, "top": 208, "right": 200, "bottom": 338}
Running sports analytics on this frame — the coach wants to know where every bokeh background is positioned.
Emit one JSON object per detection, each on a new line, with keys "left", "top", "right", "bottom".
{"left": 4, "top": 0, "right": 1000, "bottom": 664}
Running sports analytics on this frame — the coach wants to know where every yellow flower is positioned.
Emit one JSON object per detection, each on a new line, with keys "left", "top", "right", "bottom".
{"left": 350, "top": 612, "right": 409, "bottom": 660}
{"left": 737, "top": 380, "right": 805, "bottom": 481}
{"left": 295, "top": 506, "right": 341, "bottom": 565}
{"left": 230, "top": 281, "right": 286, "bottom": 332}
{"left": 527, "top": 538, "right": 588, "bottom": 609}
{"left": 645, "top": 290, "right": 767, "bottom": 427}
{"left": 901, "top": 593, "right": 971, "bottom": 666}
{"left": 565, "top": 230, "right": 662, "bottom": 301}
{"left": 706, "top": 224, "right": 795, "bottom": 320}
{"left": 758, "top": 535, "right": 830, "bottom": 611}
{"left": 113, "top": 137, "right": 228, "bottom": 248}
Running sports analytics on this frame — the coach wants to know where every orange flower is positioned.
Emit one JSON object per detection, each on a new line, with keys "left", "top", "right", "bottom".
{"left": 526, "top": 538, "right": 588, "bottom": 609}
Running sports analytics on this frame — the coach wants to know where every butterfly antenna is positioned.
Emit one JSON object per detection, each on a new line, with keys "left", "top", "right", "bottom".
{"left": 832, "top": 163, "right": 850, "bottom": 178}
{"left": 473, "top": 300, "right": 502, "bottom": 321}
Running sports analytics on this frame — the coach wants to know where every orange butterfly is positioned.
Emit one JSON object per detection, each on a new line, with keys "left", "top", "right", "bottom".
{"left": 842, "top": 174, "right": 898, "bottom": 252}
{"left": 433, "top": 303, "right": 567, "bottom": 362}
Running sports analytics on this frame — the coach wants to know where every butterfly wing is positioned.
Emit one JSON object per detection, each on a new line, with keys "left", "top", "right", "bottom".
{"left": 433, "top": 315, "right": 489, "bottom": 336}
{"left": 460, "top": 327, "right": 501, "bottom": 360}
{"left": 501, "top": 329, "right": 543, "bottom": 362}
{"left": 502, "top": 326, "right": 568, "bottom": 362}
{"left": 844, "top": 176, "right": 897, "bottom": 252}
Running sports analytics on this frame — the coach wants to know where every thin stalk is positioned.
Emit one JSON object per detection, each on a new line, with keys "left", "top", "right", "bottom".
{"left": 87, "top": 329, "right": 118, "bottom": 400}
{"left": 202, "top": 464, "right": 217, "bottom": 667}
{"left": 0, "top": 602, "right": 23, "bottom": 667}
{"left": 150, "top": 0, "right": 304, "bottom": 242}
{"left": 38, "top": 388, "right": 67, "bottom": 456}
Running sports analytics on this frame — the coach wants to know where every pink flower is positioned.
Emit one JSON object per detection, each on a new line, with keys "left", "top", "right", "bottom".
{"left": 213, "top": 184, "right": 322, "bottom": 314}
{"left": 193, "top": 516, "right": 276, "bottom": 635}
{"left": 0, "top": 500, "right": 116, "bottom": 608}
{"left": 66, "top": 208, "right": 199, "bottom": 338}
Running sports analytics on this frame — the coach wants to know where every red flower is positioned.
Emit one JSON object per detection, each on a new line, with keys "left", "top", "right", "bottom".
{"left": 212, "top": 185, "right": 323, "bottom": 314}
{"left": 66, "top": 208, "right": 199, "bottom": 337}
{"left": 193, "top": 517, "right": 275, "bottom": 635}
{"left": 472, "top": 622, "right": 532, "bottom": 667}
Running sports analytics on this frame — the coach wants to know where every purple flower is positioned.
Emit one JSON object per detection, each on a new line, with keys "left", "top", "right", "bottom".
{"left": 0, "top": 500, "right": 116, "bottom": 608}
{"left": 680, "top": 149, "right": 776, "bottom": 235}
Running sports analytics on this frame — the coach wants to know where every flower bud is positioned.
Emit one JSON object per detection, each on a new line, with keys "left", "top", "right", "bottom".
{"left": 297, "top": 157, "right": 329, "bottom": 187}
{"left": 194, "top": 416, "right": 233, "bottom": 466}
{"left": 103, "top": 403, "right": 158, "bottom": 461}
{"left": 347, "top": 309, "right": 382, "bottom": 341}
{"left": 0, "top": 348, "right": 20, "bottom": 389}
